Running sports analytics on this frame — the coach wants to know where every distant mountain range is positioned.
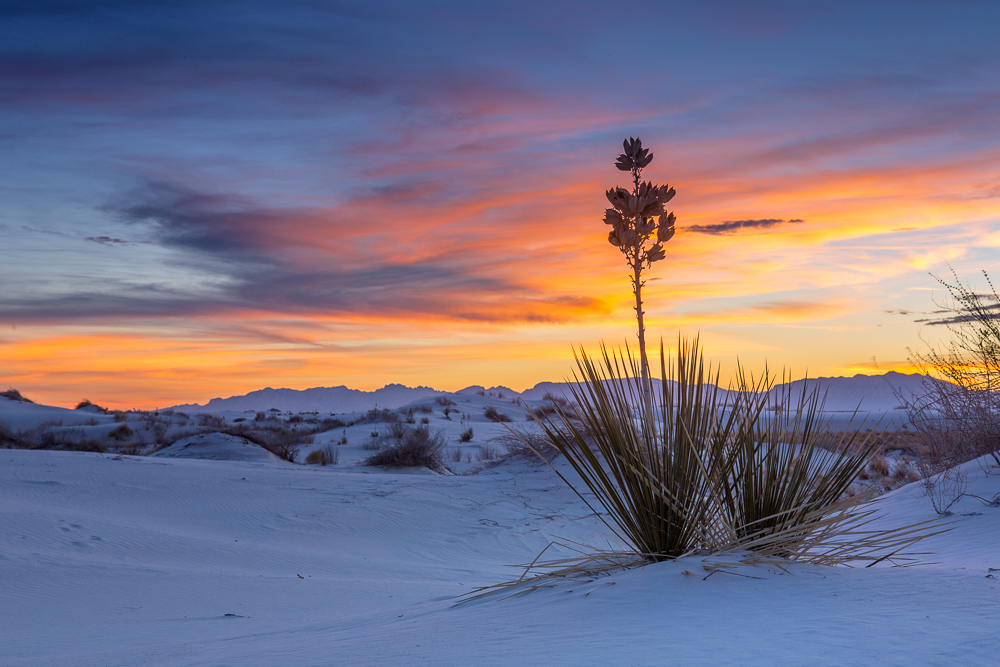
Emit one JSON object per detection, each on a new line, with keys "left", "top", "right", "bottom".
{"left": 169, "top": 372, "right": 944, "bottom": 415}
{"left": 170, "top": 384, "right": 445, "bottom": 414}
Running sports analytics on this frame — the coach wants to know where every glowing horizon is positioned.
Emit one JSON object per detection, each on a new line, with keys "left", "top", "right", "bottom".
{"left": 3, "top": 2, "right": 999, "bottom": 409}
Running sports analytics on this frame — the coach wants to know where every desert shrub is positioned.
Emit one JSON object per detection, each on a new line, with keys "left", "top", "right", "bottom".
{"left": 218, "top": 423, "right": 307, "bottom": 463}
{"left": 363, "top": 425, "right": 445, "bottom": 469}
{"left": 196, "top": 413, "right": 225, "bottom": 428}
{"left": 305, "top": 445, "right": 339, "bottom": 465}
{"left": 74, "top": 399, "right": 108, "bottom": 413}
{"left": 896, "top": 269, "right": 1000, "bottom": 511}
{"left": 260, "top": 438, "right": 298, "bottom": 463}
{"left": 1, "top": 388, "right": 33, "bottom": 403}
{"left": 421, "top": 417, "right": 430, "bottom": 425}
{"left": 78, "top": 440, "right": 109, "bottom": 453}
{"left": 0, "top": 421, "right": 26, "bottom": 448}
{"left": 355, "top": 407, "right": 400, "bottom": 425}
{"left": 414, "top": 404, "right": 434, "bottom": 414}
{"left": 527, "top": 403, "right": 558, "bottom": 419}
{"left": 542, "top": 392, "right": 572, "bottom": 409}
{"left": 447, "top": 447, "right": 463, "bottom": 462}
{"left": 108, "top": 423, "right": 134, "bottom": 441}
{"left": 483, "top": 406, "right": 512, "bottom": 423}
{"left": 869, "top": 453, "right": 890, "bottom": 477}
{"left": 490, "top": 424, "right": 556, "bottom": 460}
{"left": 520, "top": 339, "right": 938, "bottom": 571}
{"left": 905, "top": 269, "right": 1000, "bottom": 468}
{"left": 435, "top": 397, "right": 456, "bottom": 407}
{"left": 255, "top": 412, "right": 266, "bottom": 421}
{"left": 459, "top": 428, "right": 474, "bottom": 443}
{"left": 476, "top": 444, "right": 499, "bottom": 461}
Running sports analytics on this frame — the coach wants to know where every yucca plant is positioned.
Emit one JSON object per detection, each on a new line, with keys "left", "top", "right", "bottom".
{"left": 530, "top": 338, "right": 732, "bottom": 560}
{"left": 513, "top": 338, "right": 943, "bottom": 575}
{"left": 714, "top": 370, "right": 883, "bottom": 560}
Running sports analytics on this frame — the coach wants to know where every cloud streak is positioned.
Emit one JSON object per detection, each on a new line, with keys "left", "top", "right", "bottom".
{"left": 687, "top": 218, "right": 804, "bottom": 235}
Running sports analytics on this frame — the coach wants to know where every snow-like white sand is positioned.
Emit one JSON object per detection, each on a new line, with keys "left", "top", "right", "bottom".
{"left": 2, "top": 444, "right": 998, "bottom": 666}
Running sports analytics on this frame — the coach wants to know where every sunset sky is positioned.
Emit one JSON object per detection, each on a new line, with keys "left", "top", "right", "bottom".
{"left": 2, "top": 1, "right": 1000, "bottom": 409}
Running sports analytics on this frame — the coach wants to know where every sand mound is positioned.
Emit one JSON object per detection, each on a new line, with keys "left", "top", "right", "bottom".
{"left": 152, "top": 432, "right": 283, "bottom": 462}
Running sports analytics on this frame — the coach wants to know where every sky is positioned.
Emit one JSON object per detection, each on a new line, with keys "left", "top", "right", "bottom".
{"left": 2, "top": 0, "right": 999, "bottom": 409}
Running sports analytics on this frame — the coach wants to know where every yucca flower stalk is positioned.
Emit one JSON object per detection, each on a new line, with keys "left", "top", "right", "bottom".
{"left": 604, "top": 137, "right": 677, "bottom": 388}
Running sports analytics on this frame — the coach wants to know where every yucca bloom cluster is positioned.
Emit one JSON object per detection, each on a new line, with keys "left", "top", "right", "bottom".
{"left": 604, "top": 138, "right": 676, "bottom": 268}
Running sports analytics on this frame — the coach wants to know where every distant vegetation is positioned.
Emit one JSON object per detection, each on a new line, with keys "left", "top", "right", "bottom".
{"left": 900, "top": 268, "right": 1000, "bottom": 513}
{"left": 364, "top": 425, "right": 445, "bottom": 469}
{"left": 1, "top": 388, "right": 33, "bottom": 403}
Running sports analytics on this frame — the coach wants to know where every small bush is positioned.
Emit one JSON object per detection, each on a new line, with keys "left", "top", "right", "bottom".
{"left": 0, "top": 421, "right": 26, "bottom": 448}
{"left": 1, "top": 388, "right": 33, "bottom": 403}
{"left": 436, "top": 397, "right": 456, "bottom": 407}
{"left": 305, "top": 445, "right": 339, "bottom": 465}
{"left": 459, "top": 428, "right": 474, "bottom": 443}
{"left": 108, "top": 423, "right": 133, "bottom": 441}
{"left": 542, "top": 391, "right": 571, "bottom": 409}
{"left": 483, "top": 406, "right": 512, "bottom": 423}
{"left": 414, "top": 404, "right": 434, "bottom": 414}
{"left": 364, "top": 426, "right": 445, "bottom": 469}
{"left": 869, "top": 453, "right": 890, "bottom": 478}
{"left": 74, "top": 399, "right": 108, "bottom": 413}
{"left": 421, "top": 417, "right": 430, "bottom": 425}
{"left": 491, "top": 425, "right": 556, "bottom": 460}
{"left": 357, "top": 408, "right": 400, "bottom": 425}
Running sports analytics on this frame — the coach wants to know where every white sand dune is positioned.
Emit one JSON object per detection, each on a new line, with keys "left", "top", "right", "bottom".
{"left": 1, "top": 444, "right": 998, "bottom": 666}
{"left": 151, "top": 433, "right": 284, "bottom": 463}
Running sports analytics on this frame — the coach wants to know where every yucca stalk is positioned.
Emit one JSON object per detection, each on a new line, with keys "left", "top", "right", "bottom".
{"left": 604, "top": 137, "right": 677, "bottom": 389}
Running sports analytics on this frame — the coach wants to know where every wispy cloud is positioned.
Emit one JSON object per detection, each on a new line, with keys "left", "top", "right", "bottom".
{"left": 84, "top": 236, "right": 132, "bottom": 246}
{"left": 687, "top": 218, "right": 804, "bottom": 235}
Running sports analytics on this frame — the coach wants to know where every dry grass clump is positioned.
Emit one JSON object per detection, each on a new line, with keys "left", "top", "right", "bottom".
{"left": 490, "top": 424, "right": 557, "bottom": 460}
{"left": 1, "top": 388, "right": 33, "bottom": 403}
{"left": 459, "top": 428, "right": 474, "bottom": 442}
{"left": 355, "top": 408, "right": 401, "bottom": 425}
{"left": 305, "top": 445, "right": 339, "bottom": 465}
{"left": 505, "top": 338, "right": 942, "bottom": 580}
{"left": 364, "top": 425, "right": 445, "bottom": 469}
{"left": 483, "top": 406, "right": 512, "bottom": 422}
{"left": 476, "top": 444, "right": 499, "bottom": 461}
